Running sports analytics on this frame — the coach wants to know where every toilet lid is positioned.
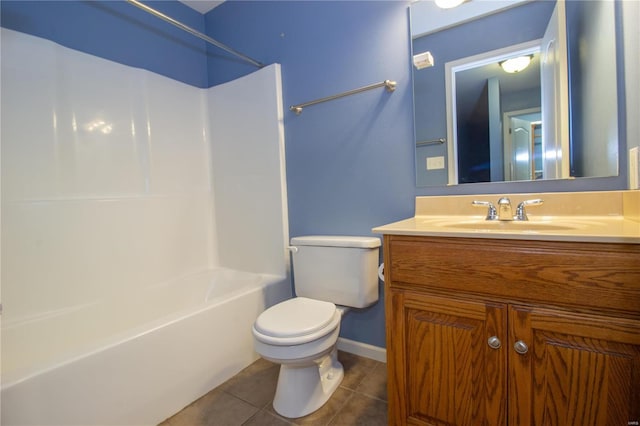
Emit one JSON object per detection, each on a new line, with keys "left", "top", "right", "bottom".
{"left": 254, "top": 297, "right": 337, "bottom": 338}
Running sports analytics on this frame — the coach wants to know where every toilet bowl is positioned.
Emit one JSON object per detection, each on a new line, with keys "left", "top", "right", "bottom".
{"left": 252, "top": 297, "right": 347, "bottom": 418}
{"left": 252, "top": 236, "right": 380, "bottom": 418}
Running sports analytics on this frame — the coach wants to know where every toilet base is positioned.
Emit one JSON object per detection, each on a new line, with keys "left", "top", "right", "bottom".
{"left": 272, "top": 348, "right": 344, "bottom": 419}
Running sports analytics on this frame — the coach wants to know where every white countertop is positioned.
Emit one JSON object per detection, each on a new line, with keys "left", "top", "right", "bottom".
{"left": 373, "top": 214, "right": 640, "bottom": 243}
{"left": 373, "top": 191, "right": 640, "bottom": 244}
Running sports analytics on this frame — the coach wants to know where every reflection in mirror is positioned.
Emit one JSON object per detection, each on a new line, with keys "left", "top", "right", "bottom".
{"left": 446, "top": 42, "right": 543, "bottom": 184}
{"left": 412, "top": 0, "right": 620, "bottom": 187}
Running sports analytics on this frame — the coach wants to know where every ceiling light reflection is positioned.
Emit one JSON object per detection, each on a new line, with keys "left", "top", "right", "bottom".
{"left": 84, "top": 119, "right": 113, "bottom": 135}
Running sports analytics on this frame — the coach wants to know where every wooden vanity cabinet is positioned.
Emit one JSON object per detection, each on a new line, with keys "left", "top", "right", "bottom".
{"left": 383, "top": 235, "right": 640, "bottom": 426}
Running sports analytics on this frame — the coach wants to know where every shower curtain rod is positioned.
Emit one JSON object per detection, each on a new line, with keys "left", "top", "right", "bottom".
{"left": 127, "top": 0, "right": 264, "bottom": 69}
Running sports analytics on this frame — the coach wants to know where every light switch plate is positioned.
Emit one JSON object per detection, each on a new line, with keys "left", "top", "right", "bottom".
{"left": 426, "top": 156, "right": 445, "bottom": 170}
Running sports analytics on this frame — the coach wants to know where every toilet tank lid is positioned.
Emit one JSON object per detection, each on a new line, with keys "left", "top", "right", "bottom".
{"left": 290, "top": 235, "right": 381, "bottom": 248}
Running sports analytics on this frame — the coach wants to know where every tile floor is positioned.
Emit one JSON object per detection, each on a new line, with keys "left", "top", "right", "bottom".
{"left": 159, "top": 351, "right": 388, "bottom": 426}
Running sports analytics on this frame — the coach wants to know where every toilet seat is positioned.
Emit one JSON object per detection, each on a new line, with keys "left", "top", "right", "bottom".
{"left": 253, "top": 297, "right": 340, "bottom": 346}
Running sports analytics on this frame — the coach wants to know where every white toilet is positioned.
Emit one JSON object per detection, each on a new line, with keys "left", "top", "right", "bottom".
{"left": 252, "top": 235, "right": 381, "bottom": 418}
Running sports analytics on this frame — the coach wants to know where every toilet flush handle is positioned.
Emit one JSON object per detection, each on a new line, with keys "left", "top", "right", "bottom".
{"left": 287, "top": 246, "right": 298, "bottom": 253}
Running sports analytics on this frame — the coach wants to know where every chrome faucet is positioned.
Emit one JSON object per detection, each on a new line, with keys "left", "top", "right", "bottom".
{"left": 472, "top": 197, "right": 544, "bottom": 221}
{"left": 515, "top": 199, "right": 544, "bottom": 221}
{"left": 497, "top": 197, "right": 513, "bottom": 221}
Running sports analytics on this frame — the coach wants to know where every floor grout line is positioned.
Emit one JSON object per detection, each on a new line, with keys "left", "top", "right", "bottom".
{"left": 160, "top": 351, "right": 388, "bottom": 426}
{"left": 323, "top": 390, "right": 356, "bottom": 426}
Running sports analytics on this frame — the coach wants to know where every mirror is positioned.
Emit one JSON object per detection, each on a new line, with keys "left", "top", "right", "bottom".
{"left": 412, "top": 0, "right": 621, "bottom": 186}
{"left": 446, "top": 41, "right": 543, "bottom": 183}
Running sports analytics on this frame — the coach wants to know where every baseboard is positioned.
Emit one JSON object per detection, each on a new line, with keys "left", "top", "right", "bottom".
{"left": 337, "top": 337, "right": 386, "bottom": 363}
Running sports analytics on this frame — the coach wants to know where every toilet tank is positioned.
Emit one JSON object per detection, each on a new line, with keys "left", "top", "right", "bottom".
{"left": 290, "top": 236, "right": 381, "bottom": 308}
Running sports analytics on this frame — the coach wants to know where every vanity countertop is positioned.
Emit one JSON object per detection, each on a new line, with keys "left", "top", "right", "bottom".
{"left": 373, "top": 190, "right": 640, "bottom": 244}
{"left": 373, "top": 214, "right": 640, "bottom": 243}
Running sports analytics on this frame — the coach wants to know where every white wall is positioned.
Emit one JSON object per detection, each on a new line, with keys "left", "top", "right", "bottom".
{"left": 1, "top": 28, "right": 288, "bottom": 326}
{"left": 208, "top": 64, "right": 289, "bottom": 277}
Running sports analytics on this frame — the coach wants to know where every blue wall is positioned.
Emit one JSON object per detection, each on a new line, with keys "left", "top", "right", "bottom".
{"left": 206, "top": 1, "right": 415, "bottom": 347}
{"left": 204, "top": 0, "right": 630, "bottom": 347}
{"left": 1, "top": 0, "right": 209, "bottom": 87}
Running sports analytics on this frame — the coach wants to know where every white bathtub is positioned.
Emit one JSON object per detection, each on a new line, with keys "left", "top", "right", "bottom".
{"left": 1, "top": 268, "right": 291, "bottom": 425}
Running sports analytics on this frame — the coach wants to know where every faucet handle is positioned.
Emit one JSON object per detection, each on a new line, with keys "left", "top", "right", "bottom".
{"left": 472, "top": 200, "right": 497, "bottom": 220}
{"left": 515, "top": 199, "right": 544, "bottom": 221}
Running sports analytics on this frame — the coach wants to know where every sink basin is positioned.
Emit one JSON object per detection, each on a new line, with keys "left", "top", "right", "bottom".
{"left": 421, "top": 218, "right": 604, "bottom": 232}
{"left": 372, "top": 191, "right": 639, "bottom": 243}
{"left": 441, "top": 220, "right": 575, "bottom": 231}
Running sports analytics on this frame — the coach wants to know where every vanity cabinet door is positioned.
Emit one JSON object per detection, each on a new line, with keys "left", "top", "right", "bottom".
{"left": 387, "top": 290, "right": 507, "bottom": 426}
{"left": 508, "top": 305, "right": 640, "bottom": 426}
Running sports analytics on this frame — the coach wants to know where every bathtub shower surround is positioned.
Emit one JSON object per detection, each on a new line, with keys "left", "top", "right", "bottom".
{"left": 1, "top": 28, "right": 290, "bottom": 425}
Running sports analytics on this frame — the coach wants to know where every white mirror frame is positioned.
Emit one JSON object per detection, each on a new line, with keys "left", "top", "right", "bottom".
{"left": 445, "top": 39, "right": 541, "bottom": 185}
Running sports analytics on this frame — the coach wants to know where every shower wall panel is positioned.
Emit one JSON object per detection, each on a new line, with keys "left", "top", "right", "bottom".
{"left": 1, "top": 28, "right": 215, "bottom": 324}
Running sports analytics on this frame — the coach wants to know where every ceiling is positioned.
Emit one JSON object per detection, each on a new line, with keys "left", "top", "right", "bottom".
{"left": 178, "top": 0, "right": 223, "bottom": 14}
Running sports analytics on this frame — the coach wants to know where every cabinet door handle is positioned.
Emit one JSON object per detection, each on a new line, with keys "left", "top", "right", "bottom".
{"left": 487, "top": 336, "right": 502, "bottom": 349}
{"left": 513, "top": 340, "right": 529, "bottom": 355}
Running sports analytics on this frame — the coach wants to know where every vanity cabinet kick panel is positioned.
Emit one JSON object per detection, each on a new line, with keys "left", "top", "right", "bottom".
{"left": 383, "top": 235, "right": 640, "bottom": 426}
